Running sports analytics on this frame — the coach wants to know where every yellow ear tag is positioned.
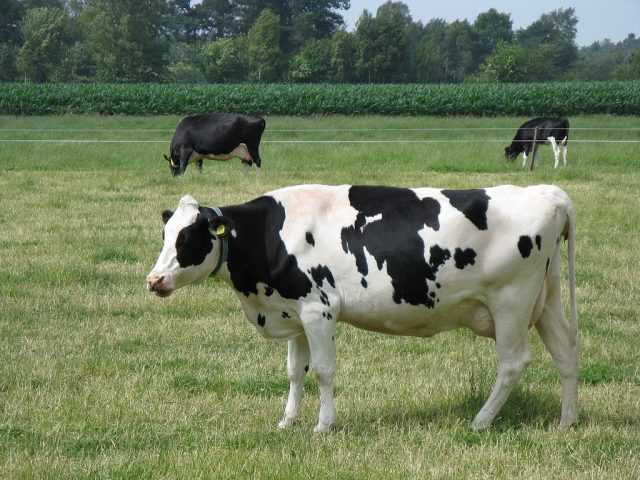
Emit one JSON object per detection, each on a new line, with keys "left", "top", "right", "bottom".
{"left": 216, "top": 224, "right": 226, "bottom": 236}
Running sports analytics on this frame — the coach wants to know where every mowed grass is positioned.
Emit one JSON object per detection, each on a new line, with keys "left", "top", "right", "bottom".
{"left": 0, "top": 115, "right": 638, "bottom": 479}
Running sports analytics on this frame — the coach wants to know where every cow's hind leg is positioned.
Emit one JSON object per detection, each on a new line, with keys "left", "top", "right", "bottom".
{"left": 278, "top": 333, "right": 311, "bottom": 429}
{"left": 472, "top": 306, "right": 532, "bottom": 430}
{"left": 535, "top": 257, "right": 579, "bottom": 428}
{"left": 561, "top": 137, "right": 568, "bottom": 166}
{"left": 301, "top": 308, "right": 337, "bottom": 432}
{"left": 549, "top": 137, "right": 561, "bottom": 168}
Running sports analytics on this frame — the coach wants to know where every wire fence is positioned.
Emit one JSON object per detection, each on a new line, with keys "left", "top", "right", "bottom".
{"left": 0, "top": 127, "right": 639, "bottom": 144}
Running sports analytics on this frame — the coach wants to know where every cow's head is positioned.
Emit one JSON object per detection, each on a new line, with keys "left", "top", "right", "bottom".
{"left": 164, "top": 153, "right": 181, "bottom": 176}
{"left": 504, "top": 145, "right": 518, "bottom": 160}
{"left": 146, "top": 195, "right": 234, "bottom": 297}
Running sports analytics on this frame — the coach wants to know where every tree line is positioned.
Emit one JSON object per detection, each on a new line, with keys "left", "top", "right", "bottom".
{"left": 1, "top": 0, "right": 639, "bottom": 84}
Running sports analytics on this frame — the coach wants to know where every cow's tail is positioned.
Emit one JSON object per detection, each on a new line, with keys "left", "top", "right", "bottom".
{"left": 565, "top": 198, "right": 578, "bottom": 335}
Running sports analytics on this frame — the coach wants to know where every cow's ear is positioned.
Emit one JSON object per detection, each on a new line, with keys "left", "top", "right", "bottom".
{"left": 209, "top": 216, "right": 236, "bottom": 238}
{"left": 162, "top": 210, "right": 174, "bottom": 224}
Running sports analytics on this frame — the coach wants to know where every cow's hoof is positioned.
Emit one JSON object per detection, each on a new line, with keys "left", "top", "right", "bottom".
{"left": 313, "top": 421, "right": 335, "bottom": 433}
{"left": 277, "top": 417, "right": 297, "bottom": 429}
{"left": 470, "top": 416, "right": 492, "bottom": 432}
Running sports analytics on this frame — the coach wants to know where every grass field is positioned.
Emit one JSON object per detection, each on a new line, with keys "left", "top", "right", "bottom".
{"left": 1, "top": 115, "right": 639, "bottom": 479}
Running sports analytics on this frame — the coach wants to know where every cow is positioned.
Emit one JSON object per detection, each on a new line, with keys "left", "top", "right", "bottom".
{"left": 164, "top": 113, "right": 266, "bottom": 176}
{"left": 505, "top": 117, "right": 569, "bottom": 169}
{"left": 146, "top": 184, "right": 579, "bottom": 432}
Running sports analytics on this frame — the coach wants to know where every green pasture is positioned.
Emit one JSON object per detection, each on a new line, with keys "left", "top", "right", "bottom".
{"left": 0, "top": 115, "right": 639, "bottom": 479}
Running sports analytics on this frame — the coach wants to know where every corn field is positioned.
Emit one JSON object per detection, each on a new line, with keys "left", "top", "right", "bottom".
{"left": 1, "top": 81, "right": 639, "bottom": 116}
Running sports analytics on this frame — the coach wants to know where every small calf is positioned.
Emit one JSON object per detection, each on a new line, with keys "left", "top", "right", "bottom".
{"left": 505, "top": 117, "right": 569, "bottom": 169}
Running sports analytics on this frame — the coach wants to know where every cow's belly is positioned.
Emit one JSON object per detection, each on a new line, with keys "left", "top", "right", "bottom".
{"left": 340, "top": 298, "right": 495, "bottom": 338}
{"left": 190, "top": 143, "right": 250, "bottom": 163}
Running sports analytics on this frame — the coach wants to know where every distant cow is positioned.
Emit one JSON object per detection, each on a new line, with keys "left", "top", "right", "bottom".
{"left": 505, "top": 117, "right": 569, "bottom": 169}
{"left": 147, "top": 184, "right": 578, "bottom": 432}
{"left": 164, "top": 113, "right": 266, "bottom": 176}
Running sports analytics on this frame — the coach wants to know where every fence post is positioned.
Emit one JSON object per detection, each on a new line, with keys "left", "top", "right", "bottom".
{"left": 530, "top": 127, "right": 539, "bottom": 171}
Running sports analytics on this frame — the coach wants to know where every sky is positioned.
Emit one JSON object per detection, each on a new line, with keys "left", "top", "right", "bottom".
{"left": 341, "top": 0, "right": 639, "bottom": 47}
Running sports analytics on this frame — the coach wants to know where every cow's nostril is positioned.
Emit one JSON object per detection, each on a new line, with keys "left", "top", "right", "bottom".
{"left": 147, "top": 274, "right": 165, "bottom": 290}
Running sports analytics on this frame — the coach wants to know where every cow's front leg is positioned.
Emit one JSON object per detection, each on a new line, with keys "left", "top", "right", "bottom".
{"left": 302, "top": 309, "right": 337, "bottom": 433}
{"left": 278, "top": 333, "right": 310, "bottom": 429}
{"left": 178, "top": 145, "right": 193, "bottom": 175}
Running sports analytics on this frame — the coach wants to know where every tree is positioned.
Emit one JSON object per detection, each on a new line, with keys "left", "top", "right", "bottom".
{"left": 355, "top": 1, "right": 412, "bottom": 83}
{"left": 193, "top": 0, "right": 238, "bottom": 41}
{"left": 613, "top": 46, "right": 640, "bottom": 80}
{"left": 166, "top": 42, "right": 205, "bottom": 83}
{"left": 201, "top": 36, "right": 247, "bottom": 82}
{"left": 234, "top": 0, "right": 349, "bottom": 53}
{"left": 472, "top": 9, "right": 512, "bottom": 67}
{"left": 287, "top": 38, "right": 331, "bottom": 82}
{"left": 516, "top": 8, "right": 578, "bottom": 80}
{"left": 0, "top": 0, "right": 24, "bottom": 45}
{"left": 79, "top": 0, "right": 167, "bottom": 83}
{"left": 0, "top": 43, "right": 19, "bottom": 81}
{"left": 246, "top": 9, "right": 283, "bottom": 82}
{"left": 476, "top": 41, "right": 526, "bottom": 83}
{"left": 411, "top": 38, "right": 447, "bottom": 83}
{"left": 330, "top": 28, "right": 356, "bottom": 82}
{"left": 16, "top": 7, "right": 68, "bottom": 82}
{"left": 442, "top": 20, "right": 475, "bottom": 82}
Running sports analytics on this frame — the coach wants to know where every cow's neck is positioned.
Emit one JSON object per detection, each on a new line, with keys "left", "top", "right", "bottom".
{"left": 214, "top": 197, "right": 312, "bottom": 300}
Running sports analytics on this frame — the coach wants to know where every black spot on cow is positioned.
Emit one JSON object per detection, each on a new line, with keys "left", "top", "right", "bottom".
{"left": 454, "top": 248, "right": 477, "bottom": 270}
{"left": 174, "top": 214, "right": 214, "bottom": 268}
{"left": 518, "top": 235, "right": 534, "bottom": 258}
{"left": 341, "top": 186, "right": 442, "bottom": 308}
{"left": 442, "top": 189, "right": 491, "bottom": 231}
{"left": 535, "top": 235, "right": 542, "bottom": 250}
{"left": 264, "top": 286, "right": 274, "bottom": 297}
{"left": 306, "top": 232, "right": 315, "bottom": 247}
{"left": 319, "top": 290, "right": 330, "bottom": 306}
{"left": 310, "top": 265, "right": 335, "bottom": 289}
{"left": 281, "top": 311, "right": 291, "bottom": 319}
{"left": 545, "top": 258, "right": 550, "bottom": 274}
{"left": 214, "top": 197, "right": 312, "bottom": 299}
{"left": 361, "top": 277, "right": 368, "bottom": 289}
{"left": 326, "top": 313, "right": 333, "bottom": 321}
{"left": 429, "top": 292, "right": 436, "bottom": 298}
{"left": 257, "top": 314, "right": 266, "bottom": 327}
{"left": 304, "top": 365, "right": 309, "bottom": 372}
{"left": 436, "top": 282, "right": 441, "bottom": 289}
{"left": 428, "top": 244, "right": 451, "bottom": 278}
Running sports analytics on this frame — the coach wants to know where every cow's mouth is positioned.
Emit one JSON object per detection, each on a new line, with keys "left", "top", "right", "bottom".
{"left": 147, "top": 282, "right": 172, "bottom": 298}
{"left": 152, "top": 289, "right": 172, "bottom": 298}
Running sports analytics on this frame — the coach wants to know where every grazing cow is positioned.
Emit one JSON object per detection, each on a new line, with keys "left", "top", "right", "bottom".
{"left": 505, "top": 117, "right": 569, "bottom": 169}
{"left": 164, "top": 113, "right": 266, "bottom": 176}
{"left": 147, "top": 184, "right": 579, "bottom": 432}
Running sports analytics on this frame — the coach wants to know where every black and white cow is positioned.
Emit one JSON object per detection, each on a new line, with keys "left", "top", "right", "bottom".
{"left": 505, "top": 117, "right": 569, "bottom": 169}
{"left": 164, "top": 113, "right": 266, "bottom": 176}
{"left": 147, "top": 184, "right": 579, "bottom": 432}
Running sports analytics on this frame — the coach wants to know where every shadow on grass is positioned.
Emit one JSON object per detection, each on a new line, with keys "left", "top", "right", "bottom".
{"left": 342, "top": 385, "right": 567, "bottom": 434}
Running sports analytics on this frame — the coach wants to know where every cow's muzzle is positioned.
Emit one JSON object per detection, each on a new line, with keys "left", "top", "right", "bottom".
{"left": 146, "top": 273, "right": 172, "bottom": 297}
